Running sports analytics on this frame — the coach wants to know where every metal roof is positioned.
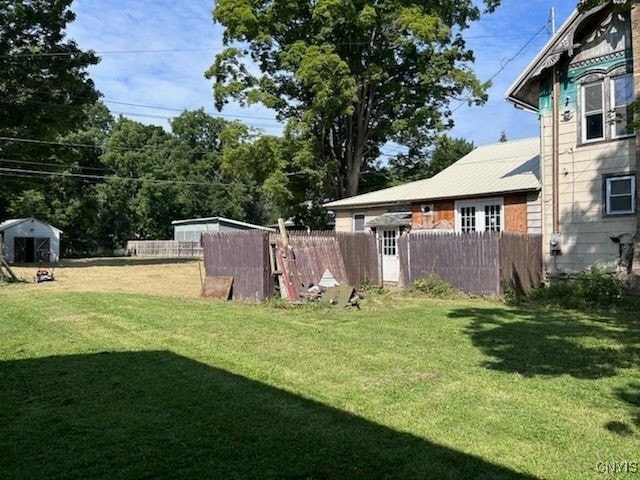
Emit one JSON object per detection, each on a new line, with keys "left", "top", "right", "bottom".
{"left": 325, "top": 138, "right": 541, "bottom": 209}
{"left": 0, "top": 217, "right": 62, "bottom": 233}
{"left": 171, "top": 216, "right": 275, "bottom": 231}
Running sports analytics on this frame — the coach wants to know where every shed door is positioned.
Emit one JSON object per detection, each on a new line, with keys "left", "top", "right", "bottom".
{"left": 36, "top": 238, "right": 51, "bottom": 263}
{"left": 381, "top": 229, "right": 399, "bottom": 283}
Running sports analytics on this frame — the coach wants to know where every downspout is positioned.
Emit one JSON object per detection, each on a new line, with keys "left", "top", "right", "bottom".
{"left": 631, "top": 3, "right": 640, "bottom": 281}
{"left": 550, "top": 63, "right": 561, "bottom": 275}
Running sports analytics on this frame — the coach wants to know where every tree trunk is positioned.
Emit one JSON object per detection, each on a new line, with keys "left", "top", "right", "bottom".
{"left": 632, "top": 2, "right": 640, "bottom": 283}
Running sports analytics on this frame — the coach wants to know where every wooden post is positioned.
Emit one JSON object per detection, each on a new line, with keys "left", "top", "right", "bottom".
{"left": 0, "top": 233, "right": 18, "bottom": 282}
{"left": 278, "top": 218, "right": 289, "bottom": 250}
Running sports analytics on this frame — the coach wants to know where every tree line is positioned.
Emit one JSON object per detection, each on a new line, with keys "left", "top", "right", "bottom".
{"left": 1, "top": 0, "right": 492, "bottom": 256}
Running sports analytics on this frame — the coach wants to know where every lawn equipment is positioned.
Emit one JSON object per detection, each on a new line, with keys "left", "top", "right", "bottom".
{"left": 34, "top": 250, "right": 57, "bottom": 283}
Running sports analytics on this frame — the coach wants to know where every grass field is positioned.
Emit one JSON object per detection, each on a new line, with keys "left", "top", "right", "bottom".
{"left": 1, "top": 261, "right": 639, "bottom": 479}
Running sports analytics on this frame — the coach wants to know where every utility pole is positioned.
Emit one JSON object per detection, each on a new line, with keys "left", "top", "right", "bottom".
{"left": 550, "top": 7, "right": 556, "bottom": 35}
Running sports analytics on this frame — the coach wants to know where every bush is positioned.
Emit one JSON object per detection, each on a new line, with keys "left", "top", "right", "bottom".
{"left": 361, "top": 281, "right": 388, "bottom": 295}
{"left": 529, "top": 267, "right": 626, "bottom": 310}
{"left": 410, "top": 274, "right": 458, "bottom": 299}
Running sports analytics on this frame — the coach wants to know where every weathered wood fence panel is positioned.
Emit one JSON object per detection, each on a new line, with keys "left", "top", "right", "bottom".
{"left": 334, "top": 232, "right": 380, "bottom": 286}
{"left": 500, "top": 233, "right": 543, "bottom": 294}
{"left": 285, "top": 236, "right": 349, "bottom": 287}
{"left": 272, "top": 231, "right": 380, "bottom": 287}
{"left": 202, "top": 232, "right": 273, "bottom": 302}
{"left": 127, "top": 241, "right": 202, "bottom": 258}
{"left": 398, "top": 232, "right": 543, "bottom": 296}
{"left": 399, "top": 232, "right": 502, "bottom": 296}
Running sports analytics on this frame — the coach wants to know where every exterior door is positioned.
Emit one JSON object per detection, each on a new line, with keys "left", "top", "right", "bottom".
{"left": 381, "top": 229, "right": 399, "bottom": 283}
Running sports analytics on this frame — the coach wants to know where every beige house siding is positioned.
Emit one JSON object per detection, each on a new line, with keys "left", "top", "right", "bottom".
{"left": 334, "top": 207, "right": 397, "bottom": 232}
{"left": 541, "top": 113, "right": 637, "bottom": 272}
{"left": 527, "top": 191, "right": 542, "bottom": 234}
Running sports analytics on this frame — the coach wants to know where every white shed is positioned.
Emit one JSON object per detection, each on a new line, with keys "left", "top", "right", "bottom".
{"left": 0, "top": 218, "right": 62, "bottom": 264}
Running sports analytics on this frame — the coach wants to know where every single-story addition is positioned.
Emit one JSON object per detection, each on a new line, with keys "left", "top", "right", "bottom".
{"left": 324, "top": 138, "right": 542, "bottom": 282}
{"left": 172, "top": 216, "right": 274, "bottom": 242}
{"left": 0, "top": 218, "right": 62, "bottom": 264}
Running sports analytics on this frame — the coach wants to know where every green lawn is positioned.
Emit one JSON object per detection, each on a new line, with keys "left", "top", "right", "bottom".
{"left": 0, "top": 289, "right": 638, "bottom": 479}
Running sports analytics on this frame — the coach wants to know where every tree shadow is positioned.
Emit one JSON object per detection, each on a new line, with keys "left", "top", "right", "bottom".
{"left": 452, "top": 306, "right": 640, "bottom": 435}
{"left": 452, "top": 307, "right": 639, "bottom": 379}
{"left": 0, "top": 351, "right": 537, "bottom": 480}
{"left": 56, "top": 257, "right": 200, "bottom": 268}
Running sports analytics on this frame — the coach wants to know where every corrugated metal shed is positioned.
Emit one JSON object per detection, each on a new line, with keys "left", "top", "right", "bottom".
{"left": 324, "top": 138, "right": 541, "bottom": 209}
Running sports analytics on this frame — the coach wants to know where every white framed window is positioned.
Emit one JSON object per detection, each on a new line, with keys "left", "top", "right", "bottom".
{"left": 582, "top": 80, "right": 605, "bottom": 143}
{"left": 611, "top": 74, "right": 635, "bottom": 138}
{"left": 455, "top": 198, "right": 503, "bottom": 233}
{"left": 605, "top": 175, "right": 636, "bottom": 215}
{"left": 352, "top": 213, "right": 365, "bottom": 232}
{"left": 382, "top": 229, "right": 397, "bottom": 256}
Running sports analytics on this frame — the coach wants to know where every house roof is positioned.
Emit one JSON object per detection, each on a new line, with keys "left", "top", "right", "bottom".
{"left": 324, "top": 138, "right": 541, "bottom": 209}
{"left": 0, "top": 217, "right": 62, "bottom": 233}
{"left": 506, "top": 3, "right": 611, "bottom": 111}
{"left": 171, "top": 216, "right": 274, "bottom": 231}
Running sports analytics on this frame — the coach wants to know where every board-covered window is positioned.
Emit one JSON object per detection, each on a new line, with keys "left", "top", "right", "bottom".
{"left": 605, "top": 175, "right": 636, "bottom": 215}
{"left": 352, "top": 213, "right": 365, "bottom": 232}
{"left": 611, "top": 74, "right": 634, "bottom": 138}
{"left": 582, "top": 80, "right": 605, "bottom": 142}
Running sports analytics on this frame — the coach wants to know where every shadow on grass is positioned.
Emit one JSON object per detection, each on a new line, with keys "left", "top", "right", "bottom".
{"left": 451, "top": 307, "right": 639, "bottom": 379}
{"left": 0, "top": 351, "right": 536, "bottom": 480}
{"left": 451, "top": 306, "right": 640, "bottom": 435}
{"left": 55, "top": 257, "right": 200, "bottom": 268}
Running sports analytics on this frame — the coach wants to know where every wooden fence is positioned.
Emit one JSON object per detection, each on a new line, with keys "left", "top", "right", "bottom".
{"left": 127, "top": 240, "right": 202, "bottom": 258}
{"left": 271, "top": 231, "right": 380, "bottom": 287}
{"left": 398, "top": 232, "right": 543, "bottom": 296}
{"left": 201, "top": 231, "right": 273, "bottom": 302}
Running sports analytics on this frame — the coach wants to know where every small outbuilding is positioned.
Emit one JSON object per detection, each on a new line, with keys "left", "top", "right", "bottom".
{"left": 172, "top": 216, "right": 274, "bottom": 242}
{"left": 0, "top": 218, "right": 62, "bottom": 264}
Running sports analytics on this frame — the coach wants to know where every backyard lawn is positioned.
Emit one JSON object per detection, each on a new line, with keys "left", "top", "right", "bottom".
{"left": 1, "top": 265, "right": 639, "bottom": 479}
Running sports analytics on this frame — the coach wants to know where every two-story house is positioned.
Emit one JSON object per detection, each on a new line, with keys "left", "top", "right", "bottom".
{"left": 507, "top": 2, "right": 639, "bottom": 277}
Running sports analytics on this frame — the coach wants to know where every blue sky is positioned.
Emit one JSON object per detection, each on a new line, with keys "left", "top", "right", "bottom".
{"left": 65, "top": 0, "right": 576, "bottom": 152}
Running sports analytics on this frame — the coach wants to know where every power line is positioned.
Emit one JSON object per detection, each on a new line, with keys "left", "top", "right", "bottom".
{"left": 0, "top": 164, "right": 244, "bottom": 189}
{"left": 451, "top": 24, "right": 548, "bottom": 113}
{"left": 0, "top": 158, "right": 114, "bottom": 173}
{"left": 104, "top": 100, "right": 279, "bottom": 122}
{"left": 0, "top": 33, "right": 547, "bottom": 59}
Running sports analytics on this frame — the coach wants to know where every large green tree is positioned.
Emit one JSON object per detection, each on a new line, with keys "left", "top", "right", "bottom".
{"left": 388, "top": 135, "right": 474, "bottom": 184}
{"left": 0, "top": 0, "right": 100, "bottom": 219}
{"left": 208, "top": 0, "right": 500, "bottom": 199}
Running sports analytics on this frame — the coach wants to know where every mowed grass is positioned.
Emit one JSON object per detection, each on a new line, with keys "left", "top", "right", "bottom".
{"left": 1, "top": 268, "right": 639, "bottom": 479}
{"left": 9, "top": 257, "right": 203, "bottom": 298}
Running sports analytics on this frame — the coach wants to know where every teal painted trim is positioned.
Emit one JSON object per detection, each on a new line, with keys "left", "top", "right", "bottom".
{"left": 538, "top": 50, "right": 633, "bottom": 114}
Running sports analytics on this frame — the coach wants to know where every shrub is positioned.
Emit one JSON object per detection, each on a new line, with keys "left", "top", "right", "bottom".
{"left": 529, "top": 267, "right": 626, "bottom": 310}
{"left": 410, "top": 274, "right": 458, "bottom": 299}
{"left": 361, "top": 281, "right": 388, "bottom": 295}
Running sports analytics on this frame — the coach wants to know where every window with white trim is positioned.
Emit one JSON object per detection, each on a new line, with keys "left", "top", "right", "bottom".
{"left": 455, "top": 199, "right": 503, "bottom": 233}
{"left": 382, "top": 229, "right": 397, "bottom": 256}
{"left": 460, "top": 206, "right": 476, "bottom": 233}
{"left": 611, "top": 74, "right": 634, "bottom": 138}
{"left": 582, "top": 81, "right": 605, "bottom": 142}
{"left": 605, "top": 175, "right": 636, "bottom": 215}
{"left": 352, "top": 213, "right": 365, "bottom": 232}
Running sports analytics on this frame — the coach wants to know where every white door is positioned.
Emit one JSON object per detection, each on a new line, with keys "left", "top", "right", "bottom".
{"left": 381, "top": 229, "right": 399, "bottom": 283}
